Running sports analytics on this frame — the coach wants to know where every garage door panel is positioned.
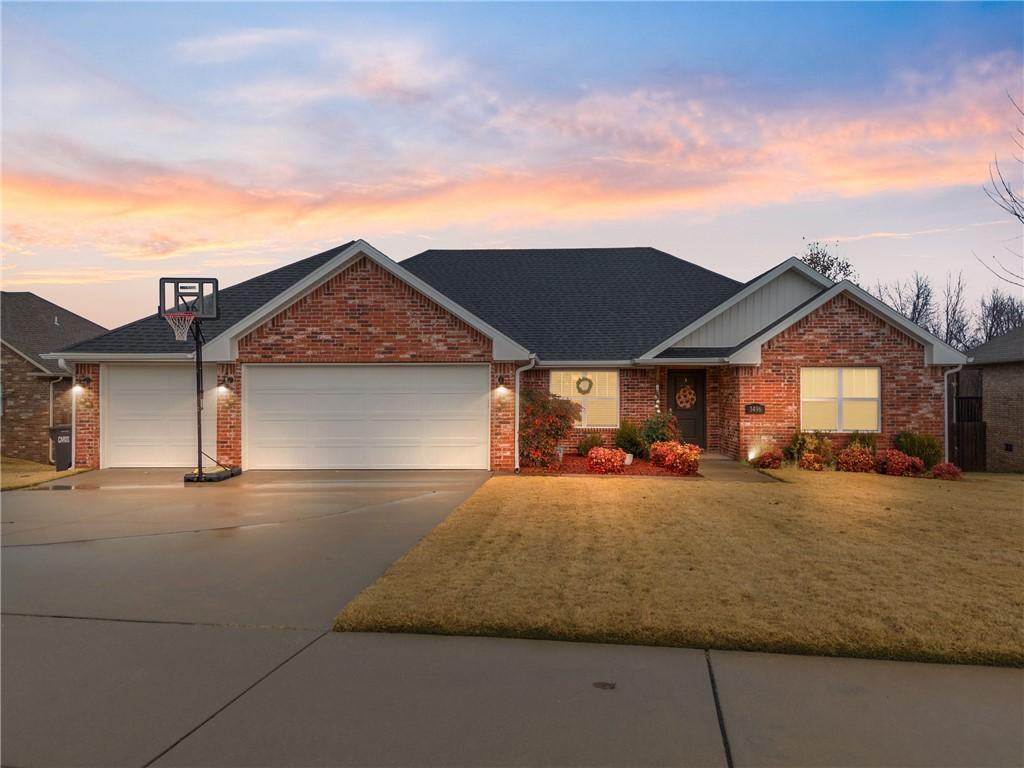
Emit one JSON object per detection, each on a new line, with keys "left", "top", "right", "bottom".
{"left": 102, "top": 365, "right": 216, "bottom": 468}
{"left": 244, "top": 365, "right": 489, "bottom": 469}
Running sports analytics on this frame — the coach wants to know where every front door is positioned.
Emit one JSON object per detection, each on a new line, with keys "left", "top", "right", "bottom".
{"left": 668, "top": 370, "right": 706, "bottom": 447}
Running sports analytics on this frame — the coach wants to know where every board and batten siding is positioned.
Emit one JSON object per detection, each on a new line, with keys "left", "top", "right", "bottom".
{"left": 676, "top": 270, "right": 822, "bottom": 348}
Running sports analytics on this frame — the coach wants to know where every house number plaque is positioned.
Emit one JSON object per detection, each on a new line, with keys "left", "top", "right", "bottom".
{"left": 744, "top": 403, "right": 766, "bottom": 415}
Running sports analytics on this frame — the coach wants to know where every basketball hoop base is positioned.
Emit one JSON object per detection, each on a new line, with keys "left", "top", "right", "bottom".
{"left": 184, "top": 466, "right": 242, "bottom": 484}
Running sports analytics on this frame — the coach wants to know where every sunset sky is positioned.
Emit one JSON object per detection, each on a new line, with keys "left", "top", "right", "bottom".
{"left": 3, "top": 2, "right": 1022, "bottom": 329}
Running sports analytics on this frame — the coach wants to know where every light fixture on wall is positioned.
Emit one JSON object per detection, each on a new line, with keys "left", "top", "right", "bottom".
{"left": 495, "top": 373, "right": 508, "bottom": 396}
{"left": 76, "top": 375, "right": 92, "bottom": 387}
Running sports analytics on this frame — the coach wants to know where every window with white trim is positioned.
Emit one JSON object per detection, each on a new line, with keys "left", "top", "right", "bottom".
{"left": 549, "top": 370, "right": 619, "bottom": 428}
{"left": 800, "top": 367, "right": 880, "bottom": 432}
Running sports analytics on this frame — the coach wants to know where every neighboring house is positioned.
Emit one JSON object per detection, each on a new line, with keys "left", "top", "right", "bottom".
{"left": 48, "top": 240, "right": 966, "bottom": 471}
{"left": 951, "top": 327, "right": 1024, "bottom": 472}
{"left": 1, "top": 292, "right": 107, "bottom": 463}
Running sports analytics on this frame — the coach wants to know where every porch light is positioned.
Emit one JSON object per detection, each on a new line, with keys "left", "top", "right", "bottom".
{"left": 72, "top": 384, "right": 84, "bottom": 396}
{"left": 495, "top": 374, "right": 509, "bottom": 395}
{"left": 217, "top": 385, "right": 229, "bottom": 395}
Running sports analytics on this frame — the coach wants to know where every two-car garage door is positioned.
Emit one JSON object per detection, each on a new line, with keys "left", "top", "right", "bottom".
{"left": 244, "top": 365, "right": 489, "bottom": 469}
{"left": 100, "top": 364, "right": 490, "bottom": 469}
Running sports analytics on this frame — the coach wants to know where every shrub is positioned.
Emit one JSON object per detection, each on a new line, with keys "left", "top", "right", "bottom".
{"left": 576, "top": 433, "right": 604, "bottom": 457}
{"left": 641, "top": 412, "right": 678, "bottom": 447}
{"left": 784, "top": 430, "right": 834, "bottom": 465}
{"left": 836, "top": 446, "right": 875, "bottom": 473}
{"left": 587, "top": 446, "right": 627, "bottom": 474}
{"left": 662, "top": 442, "right": 702, "bottom": 476}
{"left": 799, "top": 451, "right": 825, "bottom": 471}
{"left": 875, "top": 449, "right": 924, "bottom": 477}
{"left": 893, "top": 431, "right": 943, "bottom": 469}
{"left": 847, "top": 431, "right": 877, "bottom": 453}
{"left": 519, "top": 389, "right": 581, "bottom": 467}
{"left": 782, "top": 431, "right": 807, "bottom": 463}
{"left": 648, "top": 441, "right": 676, "bottom": 466}
{"left": 931, "top": 462, "right": 964, "bottom": 481}
{"left": 752, "top": 448, "right": 783, "bottom": 469}
{"left": 614, "top": 419, "right": 646, "bottom": 458}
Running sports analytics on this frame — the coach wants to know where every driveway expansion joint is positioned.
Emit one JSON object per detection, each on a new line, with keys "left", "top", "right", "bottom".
{"left": 2, "top": 612, "right": 324, "bottom": 633}
{"left": 705, "top": 649, "right": 735, "bottom": 768}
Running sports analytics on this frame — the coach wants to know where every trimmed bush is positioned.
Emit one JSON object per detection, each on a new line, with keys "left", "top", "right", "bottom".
{"left": 894, "top": 431, "right": 943, "bottom": 469}
{"left": 649, "top": 441, "right": 675, "bottom": 466}
{"left": 799, "top": 451, "right": 825, "bottom": 471}
{"left": 752, "top": 448, "right": 783, "bottom": 469}
{"left": 662, "top": 442, "right": 702, "bottom": 476}
{"left": 641, "top": 412, "right": 678, "bottom": 447}
{"left": 931, "top": 462, "right": 964, "bottom": 481}
{"left": 614, "top": 419, "right": 646, "bottom": 458}
{"left": 836, "top": 446, "right": 875, "bottom": 473}
{"left": 587, "top": 447, "right": 627, "bottom": 474}
{"left": 847, "top": 431, "right": 877, "bottom": 453}
{"left": 576, "top": 433, "right": 604, "bottom": 457}
{"left": 519, "top": 389, "right": 581, "bottom": 468}
{"left": 876, "top": 449, "right": 925, "bottom": 477}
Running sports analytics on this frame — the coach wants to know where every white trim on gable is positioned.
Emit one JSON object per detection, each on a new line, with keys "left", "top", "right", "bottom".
{"left": 727, "top": 281, "right": 968, "bottom": 366}
{"left": 2, "top": 340, "right": 54, "bottom": 374}
{"left": 202, "top": 240, "right": 531, "bottom": 362}
{"left": 637, "top": 257, "right": 833, "bottom": 361}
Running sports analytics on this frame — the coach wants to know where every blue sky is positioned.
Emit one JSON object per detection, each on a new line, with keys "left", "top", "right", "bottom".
{"left": 3, "top": 2, "right": 1022, "bottom": 327}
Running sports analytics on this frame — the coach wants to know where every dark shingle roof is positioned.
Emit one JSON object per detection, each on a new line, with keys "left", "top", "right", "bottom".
{"left": 655, "top": 346, "right": 735, "bottom": 359}
{"left": 1, "top": 292, "right": 107, "bottom": 373}
{"left": 60, "top": 241, "right": 355, "bottom": 355}
{"left": 402, "top": 248, "right": 743, "bottom": 359}
{"left": 969, "top": 327, "right": 1024, "bottom": 365}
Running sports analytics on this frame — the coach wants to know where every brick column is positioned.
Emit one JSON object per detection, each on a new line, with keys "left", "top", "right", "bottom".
{"left": 490, "top": 362, "right": 518, "bottom": 470}
{"left": 217, "top": 364, "right": 242, "bottom": 467}
{"left": 73, "top": 364, "right": 100, "bottom": 468}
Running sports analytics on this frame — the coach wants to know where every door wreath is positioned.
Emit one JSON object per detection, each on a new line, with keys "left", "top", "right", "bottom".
{"left": 576, "top": 376, "right": 594, "bottom": 395}
{"left": 675, "top": 384, "right": 697, "bottom": 410}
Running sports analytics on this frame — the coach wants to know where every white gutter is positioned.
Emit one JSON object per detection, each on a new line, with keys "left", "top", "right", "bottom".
{"left": 943, "top": 363, "right": 965, "bottom": 464}
{"left": 513, "top": 355, "right": 537, "bottom": 473}
{"left": 42, "top": 352, "right": 194, "bottom": 362}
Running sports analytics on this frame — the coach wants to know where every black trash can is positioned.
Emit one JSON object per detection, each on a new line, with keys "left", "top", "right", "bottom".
{"left": 49, "top": 424, "right": 72, "bottom": 471}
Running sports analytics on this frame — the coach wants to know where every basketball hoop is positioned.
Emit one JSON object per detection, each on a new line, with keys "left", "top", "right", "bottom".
{"left": 164, "top": 312, "right": 195, "bottom": 341}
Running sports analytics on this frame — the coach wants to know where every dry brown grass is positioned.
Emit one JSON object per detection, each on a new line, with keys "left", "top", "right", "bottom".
{"left": 336, "top": 470, "right": 1024, "bottom": 666}
{"left": 1, "top": 456, "right": 87, "bottom": 491}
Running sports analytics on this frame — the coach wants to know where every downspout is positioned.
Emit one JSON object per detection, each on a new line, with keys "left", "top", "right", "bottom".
{"left": 943, "top": 364, "right": 964, "bottom": 464}
{"left": 513, "top": 355, "right": 537, "bottom": 473}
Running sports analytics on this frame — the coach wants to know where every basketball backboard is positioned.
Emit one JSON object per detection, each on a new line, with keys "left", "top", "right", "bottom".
{"left": 159, "top": 277, "right": 219, "bottom": 320}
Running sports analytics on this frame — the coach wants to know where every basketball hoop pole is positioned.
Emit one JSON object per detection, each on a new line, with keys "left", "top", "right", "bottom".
{"left": 193, "top": 318, "right": 204, "bottom": 481}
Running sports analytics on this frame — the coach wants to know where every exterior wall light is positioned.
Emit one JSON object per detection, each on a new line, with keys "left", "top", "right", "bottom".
{"left": 495, "top": 373, "right": 509, "bottom": 396}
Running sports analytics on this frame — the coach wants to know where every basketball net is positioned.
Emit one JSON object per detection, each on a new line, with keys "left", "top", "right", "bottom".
{"left": 164, "top": 312, "right": 196, "bottom": 342}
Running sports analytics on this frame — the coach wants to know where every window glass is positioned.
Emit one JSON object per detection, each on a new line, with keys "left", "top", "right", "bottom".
{"left": 800, "top": 368, "right": 838, "bottom": 398}
{"left": 801, "top": 367, "right": 879, "bottom": 433}
{"left": 549, "top": 370, "right": 619, "bottom": 428}
{"left": 801, "top": 400, "right": 838, "bottom": 431}
{"left": 842, "top": 399, "right": 879, "bottom": 431}
{"left": 842, "top": 368, "right": 879, "bottom": 398}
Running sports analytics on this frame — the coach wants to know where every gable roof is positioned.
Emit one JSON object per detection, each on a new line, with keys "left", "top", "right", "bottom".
{"left": 969, "top": 326, "right": 1024, "bottom": 365}
{"left": 1, "top": 292, "right": 107, "bottom": 374}
{"left": 401, "top": 247, "right": 744, "bottom": 361}
{"left": 57, "top": 242, "right": 356, "bottom": 358}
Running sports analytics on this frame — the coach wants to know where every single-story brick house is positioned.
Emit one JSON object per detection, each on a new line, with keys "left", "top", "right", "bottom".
{"left": 1, "top": 292, "right": 107, "bottom": 463}
{"left": 951, "top": 327, "right": 1024, "bottom": 472}
{"left": 48, "top": 240, "right": 966, "bottom": 471}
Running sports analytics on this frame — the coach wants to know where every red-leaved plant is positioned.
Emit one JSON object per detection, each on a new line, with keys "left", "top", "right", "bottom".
{"left": 648, "top": 441, "right": 701, "bottom": 475}
{"left": 519, "top": 389, "right": 581, "bottom": 468}
{"left": 648, "top": 441, "right": 677, "bottom": 467}
{"left": 753, "top": 448, "right": 783, "bottom": 469}
{"left": 587, "top": 446, "right": 627, "bottom": 474}
{"left": 799, "top": 451, "right": 825, "bottom": 471}
{"left": 875, "top": 449, "right": 925, "bottom": 477}
{"left": 930, "top": 462, "right": 963, "bottom": 480}
{"left": 836, "top": 446, "right": 875, "bottom": 473}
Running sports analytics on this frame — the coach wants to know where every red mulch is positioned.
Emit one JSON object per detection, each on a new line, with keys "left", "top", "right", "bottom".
{"left": 520, "top": 454, "right": 691, "bottom": 477}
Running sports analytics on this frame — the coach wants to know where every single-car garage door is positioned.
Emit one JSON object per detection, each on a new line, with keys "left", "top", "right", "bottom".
{"left": 101, "top": 364, "right": 216, "bottom": 467}
{"left": 244, "top": 365, "right": 489, "bottom": 469}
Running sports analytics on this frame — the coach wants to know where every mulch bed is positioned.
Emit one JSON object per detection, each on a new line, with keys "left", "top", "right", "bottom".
{"left": 520, "top": 454, "right": 690, "bottom": 477}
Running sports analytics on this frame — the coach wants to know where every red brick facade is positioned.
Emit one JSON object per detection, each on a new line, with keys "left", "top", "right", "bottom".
{"left": 73, "top": 364, "right": 100, "bottom": 469}
{"left": 1, "top": 343, "right": 73, "bottom": 463}
{"left": 490, "top": 363, "right": 518, "bottom": 470}
{"left": 980, "top": 362, "right": 1024, "bottom": 472}
{"left": 216, "top": 363, "right": 242, "bottom": 467}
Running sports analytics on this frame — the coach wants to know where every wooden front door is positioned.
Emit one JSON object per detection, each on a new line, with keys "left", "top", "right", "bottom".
{"left": 668, "top": 370, "right": 706, "bottom": 447}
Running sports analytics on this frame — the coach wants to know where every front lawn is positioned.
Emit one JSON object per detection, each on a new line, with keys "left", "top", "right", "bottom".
{"left": 1, "top": 456, "right": 87, "bottom": 491}
{"left": 336, "top": 470, "right": 1024, "bottom": 666}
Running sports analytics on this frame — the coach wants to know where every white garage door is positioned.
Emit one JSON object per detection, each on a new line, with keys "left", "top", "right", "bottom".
{"left": 244, "top": 365, "right": 489, "bottom": 469}
{"left": 101, "top": 364, "right": 217, "bottom": 468}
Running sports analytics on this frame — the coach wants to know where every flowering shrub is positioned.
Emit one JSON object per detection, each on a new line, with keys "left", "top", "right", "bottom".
{"left": 519, "top": 389, "right": 581, "bottom": 467}
{"left": 641, "top": 412, "right": 679, "bottom": 447}
{"left": 587, "top": 446, "right": 627, "bottom": 474}
{"left": 648, "top": 441, "right": 677, "bottom": 467}
{"left": 752, "top": 448, "right": 783, "bottom": 469}
{"left": 799, "top": 451, "right": 825, "bottom": 471}
{"left": 930, "top": 462, "right": 963, "bottom": 481}
{"left": 875, "top": 449, "right": 925, "bottom": 477}
{"left": 836, "top": 446, "right": 875, "bottom": 473}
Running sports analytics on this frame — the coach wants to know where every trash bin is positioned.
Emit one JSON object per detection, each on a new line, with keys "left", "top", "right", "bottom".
{"left": 49, "top": 424, "right": 72, "bottom": 471}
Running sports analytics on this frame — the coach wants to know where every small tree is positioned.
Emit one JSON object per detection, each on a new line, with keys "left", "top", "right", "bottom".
{"left": 873, "top": 272, "right": 935, "bottom": 328}
{"left": 976, "top": 288, "right": 1024, "bottom": 342}
{"left": 518, "top": 389, "right": 581, "bottom": 467}
{"left": 799, "top": 238, "right": 857, "bottom": 283}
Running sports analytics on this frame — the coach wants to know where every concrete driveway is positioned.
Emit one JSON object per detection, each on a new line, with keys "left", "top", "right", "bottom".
{"left": 3, "top": 469, "right": 1022, "bottom": 767}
